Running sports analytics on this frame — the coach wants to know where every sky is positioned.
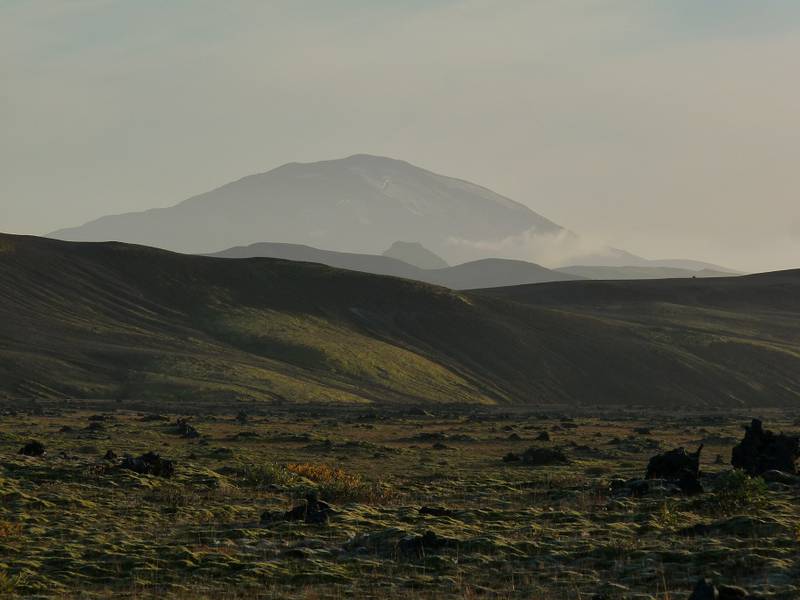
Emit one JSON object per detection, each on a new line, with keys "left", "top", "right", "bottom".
{"left": 1, "top": 0, "right": 799, "bottom": 272}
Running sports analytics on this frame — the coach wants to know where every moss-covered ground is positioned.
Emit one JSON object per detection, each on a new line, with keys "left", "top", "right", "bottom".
{"left": 1, "top": 403, "right": 798, "bottom": 599}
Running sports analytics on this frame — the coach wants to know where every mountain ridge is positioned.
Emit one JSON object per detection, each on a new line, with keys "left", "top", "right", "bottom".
{"left": 210, "top": 242, "right": 579, "bottom": 289}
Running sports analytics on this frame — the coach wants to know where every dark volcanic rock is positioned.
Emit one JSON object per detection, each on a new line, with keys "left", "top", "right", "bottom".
{"left": 535, "top": 431, "right": 551, "bottom": 441}
{"left": 646, "top": 445, "right": 702, "bottom": 480}
{"left": 398, "top": 530, "right": 448, "bottom": 558}
{"left": 175, "top": 418, "right": 200, "bottom": 439}
{"left": 140, "top": 413, "right": 169, "bottom": 422}
{"left": 731, "top": 419, "right": 799, "bottom": 475}
{"left": 418, "top": 506, "right": 455, "bottom": 517}
{"left": 678, "top": 472, "right": 704, "bottom": 496}
{"left": 262, "top": 491, "right": 334, "bottom": 525}
{"left": 120, "top": 452, "right": 175, "bottom": 478}
{"left": 502, "top": 452, "right": 521, "bottom": 462}
{"left": 103, "top": 449, "right": 117, "bottom": 461}
{"left": 688, "top": 578, "right": 756, "bottom": 600}
{"left": 688, "top": 579, "right": 718, "bottom": 600}
{"left": 19, "top": 441, "right": 45, "bottom": 456}
{"left": 646, "top": 446, "right": 703, "bottom": 495}
{"left": 520, "top": 446, "right": 570, "bottom": 466}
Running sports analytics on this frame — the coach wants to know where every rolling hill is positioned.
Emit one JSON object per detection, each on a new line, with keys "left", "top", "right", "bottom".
{"left": 2, "top": 233, "right": 799, "bottom": 407}
{"left": 210, "top": 242, "right": 579, "bottom": 289}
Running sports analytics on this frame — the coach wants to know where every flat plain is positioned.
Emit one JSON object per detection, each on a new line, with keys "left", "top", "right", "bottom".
{"left": 1, "top": 402, "right": 798, "bottom": 599}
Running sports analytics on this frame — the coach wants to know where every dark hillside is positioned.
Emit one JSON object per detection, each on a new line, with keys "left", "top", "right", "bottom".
{"left": 2, "top": 234, "right": 799, "bottom": 407}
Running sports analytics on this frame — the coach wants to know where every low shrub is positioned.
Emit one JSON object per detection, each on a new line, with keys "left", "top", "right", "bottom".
{"left": 705, "top": 470, "right": 767, "bottom": 515}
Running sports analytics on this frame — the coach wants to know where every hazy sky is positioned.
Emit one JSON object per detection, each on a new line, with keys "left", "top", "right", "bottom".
{"left": 2, "top": 1, "right": 799, "bottom": 272}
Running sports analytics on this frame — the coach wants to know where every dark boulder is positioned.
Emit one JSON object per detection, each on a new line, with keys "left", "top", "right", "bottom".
{"left": 19, "top": 441, "right": 45, "bottom": 456}
{"left": 646, "top": 445, "right": 702, "bottom": 480}
{"left": 520, "top": 447, "right": 570, "bottom": 466}
{"left": 678, "top": 472, "right": 704, "bottom": 496}
{"left": 535, "top": 431, "right": 551, "bottom": 442}
{"left": 140, "top": 413, "right": 169, "bottom": 422}
{"left": 175, "top": 418, "right": 200, "bottom": 439}
{"left": 104, "top": 449, "right": 117, "bottom": 461}
{"left": 418, "top": 506, "right": 455, "bottom": 517}
{"left": 688, "top": 578, "right": 756, "bottom": 600}
{"left": 120, "top": 452, "right": 175, "bottom": 478}
{"left": 645, "top": 446, "right": 703, "bottom": 495}
{"left": 688, "top": 579, "right": 718, "bottom": 600}
{"left": 731, "top": 419, "right": 799, "bottom": 475}
{"left": 502, "top": 452, "right": 521, "bottom": 462}
{"left": 262, "top": 491, "right": 334, "bottom": 525}
{"left": 398, "top": 530, "right": 448, "bottom": 558}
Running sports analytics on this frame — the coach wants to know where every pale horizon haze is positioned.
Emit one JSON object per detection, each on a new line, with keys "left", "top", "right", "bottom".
{"left": 2, "top": 1, "right": 799, "bottom": 272}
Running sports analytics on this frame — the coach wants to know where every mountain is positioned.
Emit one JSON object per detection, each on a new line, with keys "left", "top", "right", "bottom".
{"left": 383, "top": 241, "right": 448, "bottom": 269}
{"left": 49, "top": 154, "right": 564, "bottom": 264}
{"left": 210, "top": 242, "right": 578, "bottom": 289}
{"left": 556, "top": 265, "right": 737, "bottom": 280}
{"left": 2, "top": 233, "right": 799, "bottom": 407}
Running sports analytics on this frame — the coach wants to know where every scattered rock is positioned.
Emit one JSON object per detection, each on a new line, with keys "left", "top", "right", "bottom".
{"left": 688, "top": 579, "right": 717, "bottom": 600}
{"left": 414, "top": 432, "right": 447, "bottom": 442}
{"left": 418, "top": 506, "right": 455, "bottom": 517}
{"left": 646, "top": 445, "right": 702, "bottom": 480}
{"left": 120, "top": 452, "right": 175, "bottom": 478}
{"left": 611, "top": 478, "right": 682, "bottom": 498}
{"left": 731, "top": 419, "right": 799, "bottom": 475}
{"left": 175, "top": 418, "right": 200, "bottom": 439}
{"left": 761, "top": 469, "right": 799, "bottom": 485}
{"left": 687, "top": 578, "right": 756, "bottom": 600}
{"left": 19, "top": 440, "right": 45, "bottom": 456}
{"left": 679, "top": 515, "right": 787, "bottom": 538}
{"left": 398, "top": 530, "right": 448, "bottom": 557}
{"left": 140, "top": 413, "right": 169, "bottom": 422}
{"left": 678, "top": 472, "right": 704, "bottom": 496}
{"left": 633, "top": 427, "right": 652, "bottom": 435}
{"left": 262, "top": 491, "right": 334, "bottom": 525}
{"left": 520, "top": 447, "right": 570, "bottom": 466}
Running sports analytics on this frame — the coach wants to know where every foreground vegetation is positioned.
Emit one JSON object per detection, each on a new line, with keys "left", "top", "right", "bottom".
{"left": 1, "top": 402, "right": 798, "bottom": 598}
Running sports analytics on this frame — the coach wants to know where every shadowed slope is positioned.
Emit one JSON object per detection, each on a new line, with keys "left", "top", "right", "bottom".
{"left": 2, "top": 233, "right": 799, "bottom": 406}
